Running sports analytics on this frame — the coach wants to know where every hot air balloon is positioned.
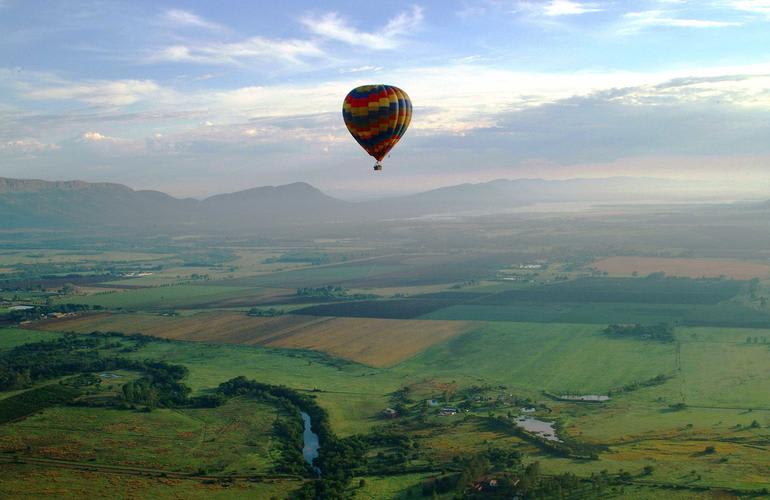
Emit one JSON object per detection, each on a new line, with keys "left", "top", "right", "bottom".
{"left": 342, "top": 84, "right": 412, "bottom": 171}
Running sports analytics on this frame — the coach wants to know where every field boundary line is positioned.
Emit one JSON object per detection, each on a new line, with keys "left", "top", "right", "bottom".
{"left": 0, "top": 454, "right": 306, "bottom": 482}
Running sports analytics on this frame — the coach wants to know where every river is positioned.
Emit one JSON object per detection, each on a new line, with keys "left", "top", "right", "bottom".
{"left": 300, "top": 411, "right": 321, "bottom": 476}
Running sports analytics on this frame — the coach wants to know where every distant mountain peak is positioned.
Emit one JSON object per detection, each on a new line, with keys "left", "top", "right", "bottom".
{"left": 0, "top": 177, "right": 131, "bottom": 194}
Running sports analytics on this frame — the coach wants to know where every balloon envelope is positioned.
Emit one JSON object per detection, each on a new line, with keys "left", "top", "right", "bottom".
{"left": 342, "top": 84, "right": 412, "bottom": 163}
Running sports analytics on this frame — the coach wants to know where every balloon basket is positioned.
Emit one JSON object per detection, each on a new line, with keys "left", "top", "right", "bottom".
{"left": 373, "top": 163, "right": 383, "bottom": 171}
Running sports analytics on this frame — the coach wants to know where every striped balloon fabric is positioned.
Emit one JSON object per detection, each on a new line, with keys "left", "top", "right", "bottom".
{"left": 342, "top": 85, "right": 412, "bottom": 168}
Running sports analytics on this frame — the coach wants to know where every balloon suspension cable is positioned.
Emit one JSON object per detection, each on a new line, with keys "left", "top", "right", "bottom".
{"left": 373, "top": 161, "right": 383, "bottom": 172}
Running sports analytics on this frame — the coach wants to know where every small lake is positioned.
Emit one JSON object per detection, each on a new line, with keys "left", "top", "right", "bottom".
{"left": 515, "top": 416, "right": 561, "bottom": 442}
{"left": 559, "top": 394, "right": 610, "bottom": 402}
{"left": 300, "top": 411, "right": 321, "bottom": 476}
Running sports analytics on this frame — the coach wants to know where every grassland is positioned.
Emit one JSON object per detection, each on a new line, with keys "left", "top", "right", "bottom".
{"left": 593, "top": 256, "right": 770, "bottom": 279}
{"left": 394, "top": 322, "right": 677, "bottom": 394}
{"left": 6, "top": 312, "right": 770, "bottom": 494}
{"left": 0, "top": 466, "right": 300, "bottom": 500}
{"left": 0, "top": 327, "right": 63, "bottom": 349}
{"left": 0, "top": 398, "right": 284, "bottom": 474}
{"left": 56, "top": 285, "right": 254, "bottom": 310}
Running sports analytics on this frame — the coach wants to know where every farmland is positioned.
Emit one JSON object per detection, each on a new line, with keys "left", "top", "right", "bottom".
{"left": 3, "top": 202, "right": 770, "bottom": 498}
{"left": 31, "top": 312, "right": 476, "bottom": 367}
{"left": 593, "top": 256, "right": 770, "bottom": 279}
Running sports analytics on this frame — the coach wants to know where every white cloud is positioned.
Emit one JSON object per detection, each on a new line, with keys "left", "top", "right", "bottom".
{"left": 619, "top": 10, "right": 740, "bottom": 33}
{"left": 301, "top": 6, "right": 423, "bottom": 50}
{"left": 543, "top": 0, "right": 602, "bottom": 16}
{"left": 724, "top": 0, "right": 770, "bottom": 16}
{"left": 0, "top": 138, "right": 59, "bottom": 154}
{"left": 161, "top": 9, "right": 225, "bottom": 31}
{"left": 150, "top": 37, "right": 325, "bottom": 66}
{"left": 23, "top": 79, "right": 162, "bottom": 106}
{"left": 80, "top": 131, "right": 113, "bottom": 142}
{"left": 340, "top": 65, "right": 383, "bottom": 74}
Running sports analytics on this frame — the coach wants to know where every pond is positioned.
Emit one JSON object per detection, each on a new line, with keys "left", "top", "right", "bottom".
{"left": 301, "top": 411, "right": 321, "bottom": 476}
{"left": 559, "top": 394, "right": 610, "bottom": 402}
{"left": 515, "top": 416, "right": 561, "bottom": 442}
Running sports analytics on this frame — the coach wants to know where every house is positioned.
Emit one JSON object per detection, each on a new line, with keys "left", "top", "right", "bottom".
{"left": 471, "top": 476, "right": 503, "bottom": 492}
{"left": 381, "top": 408, "right": 398, "bottom": 419}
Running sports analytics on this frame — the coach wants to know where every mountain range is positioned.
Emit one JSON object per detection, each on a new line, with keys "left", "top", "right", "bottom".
{"left": 0, "top": 176, "right": 734, "bottom": 231}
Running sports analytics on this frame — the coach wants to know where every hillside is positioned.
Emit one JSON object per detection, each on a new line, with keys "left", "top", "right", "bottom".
{"left": 0, "top": 178, "right": 350, "bottom": 230}
{"left": 0, "top": 176, "right": 730, "bottom": 231}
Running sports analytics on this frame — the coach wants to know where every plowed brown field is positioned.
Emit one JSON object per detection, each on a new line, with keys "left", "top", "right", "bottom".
{"left": 30, "top": 312, "right": 475, "bottom": 367}
{"left": 592, "top": 256, "right": 770, "bottom": 280}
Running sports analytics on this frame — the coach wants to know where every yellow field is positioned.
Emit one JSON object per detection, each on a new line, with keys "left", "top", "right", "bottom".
{"left": 30, "top": 312, "right": 475, "bottom": 367}
{"left": 265, "top": 317, "right": 474, "bottom": 367}
{"left": 592, "top": 256, "right": 770, "bottom": 279}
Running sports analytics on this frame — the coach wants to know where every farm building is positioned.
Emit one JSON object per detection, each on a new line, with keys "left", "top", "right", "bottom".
{"left": 381, "top": 408, "right": 399, "bottom": 419}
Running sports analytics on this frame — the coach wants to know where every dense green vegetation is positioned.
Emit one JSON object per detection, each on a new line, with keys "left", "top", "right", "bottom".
{"left": 0, "top": 384, "right": 81, "bottom": 424}
{"left": 296, "top": 284, "right": 377, "bottom": 301}
{"left": 247, "top": 306, "right": 285, "bottom": 317}
{"left": 603, "top": 323, "right": 675, "bottom": 342}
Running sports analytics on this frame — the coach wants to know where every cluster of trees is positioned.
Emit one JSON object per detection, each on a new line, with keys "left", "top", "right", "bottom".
{"left": 297, "top": 285, "right": 347, "bottom": 297}
{"left": 216, "top": 377, "right": 367, "bottom": 498}
{"left": 0, "top": 384, "right": 82, "bottom": 424}
{"left": 0, "top": 335, "right": 104, "bottom": 390}
{"left": 120, "top": 361, "right": 190, "bottom": 409}
{"left": 267, "top": 251, "right": 334, "bottom": 266}
{"left": 295, "top": 285, "right": 377, "bottom": 301}
{"left": 3, "top": 303, "right": 98, "bottom": 322}
{"left": 603, "top": 323, "right": 675, "bottom": 342}
{"left": 267, "top": 250, "right": 371, "bottom": 266}
{"left": 178, "top": 249, "right": 237, "bottom": 267}
{"left": 246, "top": 307, "right": 285, "bottom": 317}
{"left": 358, "top": 431, "right": 419, "bottom": 474}
{"left": 272, "top": 410, "right": 310, "bottom": 475}
{"left": 0, "top": 333, "right": 191, "bottom": 412}
{"left": 421, "top": 454, "right": 589, "bottom": 498}
{"left": 608, "top": 373, "right": 671, "bottom": 396}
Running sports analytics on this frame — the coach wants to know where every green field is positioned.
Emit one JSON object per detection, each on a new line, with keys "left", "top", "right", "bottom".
{"left": 57, "top": 285, "right": 254, "bottom": 310}
{"left": 394, "top": 322, "right": 677, "bottom": 393}
{"left": 0, "top": 398, "right": 284, "bottom": 474}
{"left": 0, "top": 327, "right": 64, "bottom": 349}
{"left": 420, "top": 302, "right": 770, "bottom": 328}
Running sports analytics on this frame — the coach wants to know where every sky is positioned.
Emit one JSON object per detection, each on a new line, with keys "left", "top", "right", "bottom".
{"left": 2, "top": 0, "right": 770, "bottom": 198}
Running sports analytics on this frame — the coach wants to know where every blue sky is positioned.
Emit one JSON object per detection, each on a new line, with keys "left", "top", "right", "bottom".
{"left": 2, "top": 0, "right": 770, "bottom": 198}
